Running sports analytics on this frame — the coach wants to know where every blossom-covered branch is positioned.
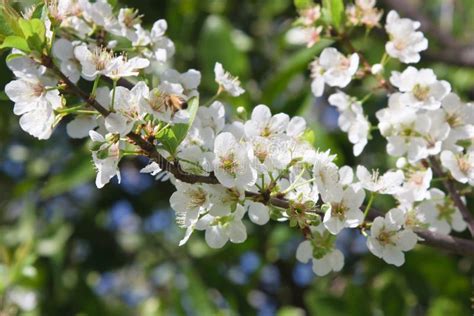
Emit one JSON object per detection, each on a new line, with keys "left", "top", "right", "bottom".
{"left": 1, "top": 0, "right": 474, "bottom": 278}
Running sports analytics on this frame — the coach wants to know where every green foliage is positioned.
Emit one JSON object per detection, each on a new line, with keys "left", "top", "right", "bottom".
{"left": 294, "top": 0, "right": 314, "bottom": 10}
{"left": 322, "top": 0, "right": 345, "bottom": 29}
{"left": 0, "top": 35, "right": 30, "bottom": 52}
{"left": 0, "top": 0, "right": 473, "bottom": 315}
{"left": 0, "top": 18, "right": 46, "bottom": 53}
{"left": 156, "top": 97, "right": 199, "bottom": 155}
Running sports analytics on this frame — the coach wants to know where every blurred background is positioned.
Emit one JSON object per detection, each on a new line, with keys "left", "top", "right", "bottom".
{"left": 1, "top": 0, "right": 474, "bottom": 315}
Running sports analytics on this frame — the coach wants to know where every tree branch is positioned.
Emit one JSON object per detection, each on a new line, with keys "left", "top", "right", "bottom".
{"left": 44, "top": 59, "right": 474, "bottom": 257}
{"left": 429, "top": 157, "right": 474, "bottom": 237}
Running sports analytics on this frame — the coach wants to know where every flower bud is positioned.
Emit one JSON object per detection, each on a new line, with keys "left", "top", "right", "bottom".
{"left": 371, "top": 63, "right": 383, "bottom": 75}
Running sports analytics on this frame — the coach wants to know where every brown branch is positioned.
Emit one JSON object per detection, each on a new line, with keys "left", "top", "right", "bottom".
{"left": 415, "top": 230, "right": 474, "bottom": 255}
{"left": 43, "top": 58, "right": 474, "bottom": 257}
{"left": 429, "top": 157, "right": 474, "bottom": 237}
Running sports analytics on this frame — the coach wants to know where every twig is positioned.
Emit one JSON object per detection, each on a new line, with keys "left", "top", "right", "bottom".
{"left": 428, "top": 157, "right": 474, "bottom": 237}
{"left": 43, "top": 59, "right": 474, "bottom": 256}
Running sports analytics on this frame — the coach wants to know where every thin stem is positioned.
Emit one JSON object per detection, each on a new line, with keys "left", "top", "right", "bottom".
{"left": 363, "top": 192, "right": 375, "bottom": 219}
{"left": 91, "top": 75, "right": 101, "bottom": 97}
{"left": 203, "top": 88, "right": 222, "bottom": 107}
{"left": 111, "top": 79, "right": 118, "bottom": 111}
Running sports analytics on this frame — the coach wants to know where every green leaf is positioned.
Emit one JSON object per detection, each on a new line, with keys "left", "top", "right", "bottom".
{"left": 171, "top": 97, "right": 199, "bottom": 145}
{"left": 31, "top": 4, "right": 46, "bottom": 19}
{"left": 18, "top": 18, "right": 45, "bottom": 51}
{"left": 0, "top": 35, "right": 30, "bottom": 52}
{"left": 0, "top": 3, "right": 22, "bottom": 39}
{"left": 322, "top": 0, "right": 344, "bottom": 29}
{"left": 294, "top": 0, "right": 314, "bottom": 10}
{"left": 156, "top": 127, "right": 179, "bottom": 156}
{"left": 156, "top": 97, "right": 199, "bottom": 156}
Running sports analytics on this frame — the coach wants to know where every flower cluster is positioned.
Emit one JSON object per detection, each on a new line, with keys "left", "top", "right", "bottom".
{"left": 2, "top": 0, "right": 473, "bottom": 278}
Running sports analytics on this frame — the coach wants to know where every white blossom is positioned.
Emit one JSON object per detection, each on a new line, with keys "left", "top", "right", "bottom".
{"left": 440, "top": 150, "right": 474, "bottom": 185}
{"left": 385, "top": 10, "right": 428, "bottom": 64}
{"left": 323, "top": 186, "right": 365, "bottom": 234}
{"left": 390, "top": 67, "right": 450, "bottom": 110}
{"left": 328, "top": 91, "right": 369, "bottom": 156}
{"left": 195, "top": 204, "right": 247, "bottom": 248}
{"left": 5, "top": 58, "right": 62, "bottom": 140}
{"left": 310, "top": 48, "right": 359, "bottom": 97}
{"left": 295, "top": 225, "right": 344, "bottom": 276}
{"left": 89, "top": 130, "right": 121, "bottom": 189}
{"left": 356, "top": 166, "right": 404, "bottom": 194}
{"left": 367, "top": 208, "right": 418, "bottom": 266}
{"left": 213, "top": 132, "right": 257, "bottom": 188}
{"left": 418, "top": 188, "right": 467, "bottom": 234}
{"left": 244, "top": 104, "right": 289, "bottom": 138}
{"left": 214, "top": 62, "right": 245, "bottom": 97}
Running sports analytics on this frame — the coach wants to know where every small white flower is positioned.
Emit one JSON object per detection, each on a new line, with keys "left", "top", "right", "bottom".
{"left": 244, "top": 104, "right": 289, "bottom": 138}
{"left": 440, "top": 150, "right": 474, "bottom": 185}
{"left": 396, "top": 167, "right": 432, "bottom": 203}
{"left": 385, "top": 10, "right": 428, "bottom": 64}
{"left": 390, "top": 67, "right": 451, "bottom": 110}
{"left": 160, "top": 68, "right": 201, "bottom": 98}
{"left": 356, "top": 166, "right": 404, "bottom": 194}
{"left": 214, "top": 62, "right": 245, "bottom": 97}
{"left": 313, "top": 150, "right": 342, "bottom": 202}
{"left": 170, "top": 182, "right": 211, "bottom": 229}
{"left": 84, "top": 0, "right": 118, "bottom": 31}
{"left": 105, "top": 81, "right": 149, "bottom": 135}
{"left": 328, "top": 91, "right": 369, "bottom": 156}
{"left": 150, "top": 19, "right": 175, "bottom": 62}
{"left": 74, "top": 44, "right": 148, "bottom": 80}
{"left": 367, "top": 208, "right": 418, "bottom": 266}
{"left": 418, "top": 188, "right": 467, "bottom": 234}
{"left": 5, "top": 59, "right": 62, "bottom": 140}
{"left": 74, "top": 44, "right": 114, "bottom": 80}
{"left": 245, "top": 201, "right": 270, "bottom": 225}
{"left": 213, "top": 132, "right": 257, "bottom": 188}
{"left": 286, "top": 116, "right": 307, "bottom": 138}
{"left": 323, "top": 186, "right": 365, "bottom": 235}
{"left": 89, "top": 130, "right": 121, "bottom": 188}
{"left": 195, "top": 204, "right": 247, "bottom": 248}
{"left": 106, "top": 55, "right": 150, "bottom": 80}
{"left": 376, "top": 93, "right": 431, "bottom": 162}
{"left": 52, "top": 38, "right": 81, "bottom": 83}
{"left": 295, "top": 225, "right": 344, "bottom": 276}
{"left": 320, "top": 48, "right": 359, "bottom": 88}
{"left": 440, "top": 93, "right": 474, "bottom": 152}
{"left": 197, "top": 101, "right": 226, "bottom": 135}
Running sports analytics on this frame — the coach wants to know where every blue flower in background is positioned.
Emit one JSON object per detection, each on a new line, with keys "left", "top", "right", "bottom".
{"left": 240, "top": 251, "right": 261, "bottom": 275}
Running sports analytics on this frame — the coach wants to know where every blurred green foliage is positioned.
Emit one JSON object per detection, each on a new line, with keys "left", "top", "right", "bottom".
{"left": 0, "top": 0, "right": 473, "bottom": 315}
